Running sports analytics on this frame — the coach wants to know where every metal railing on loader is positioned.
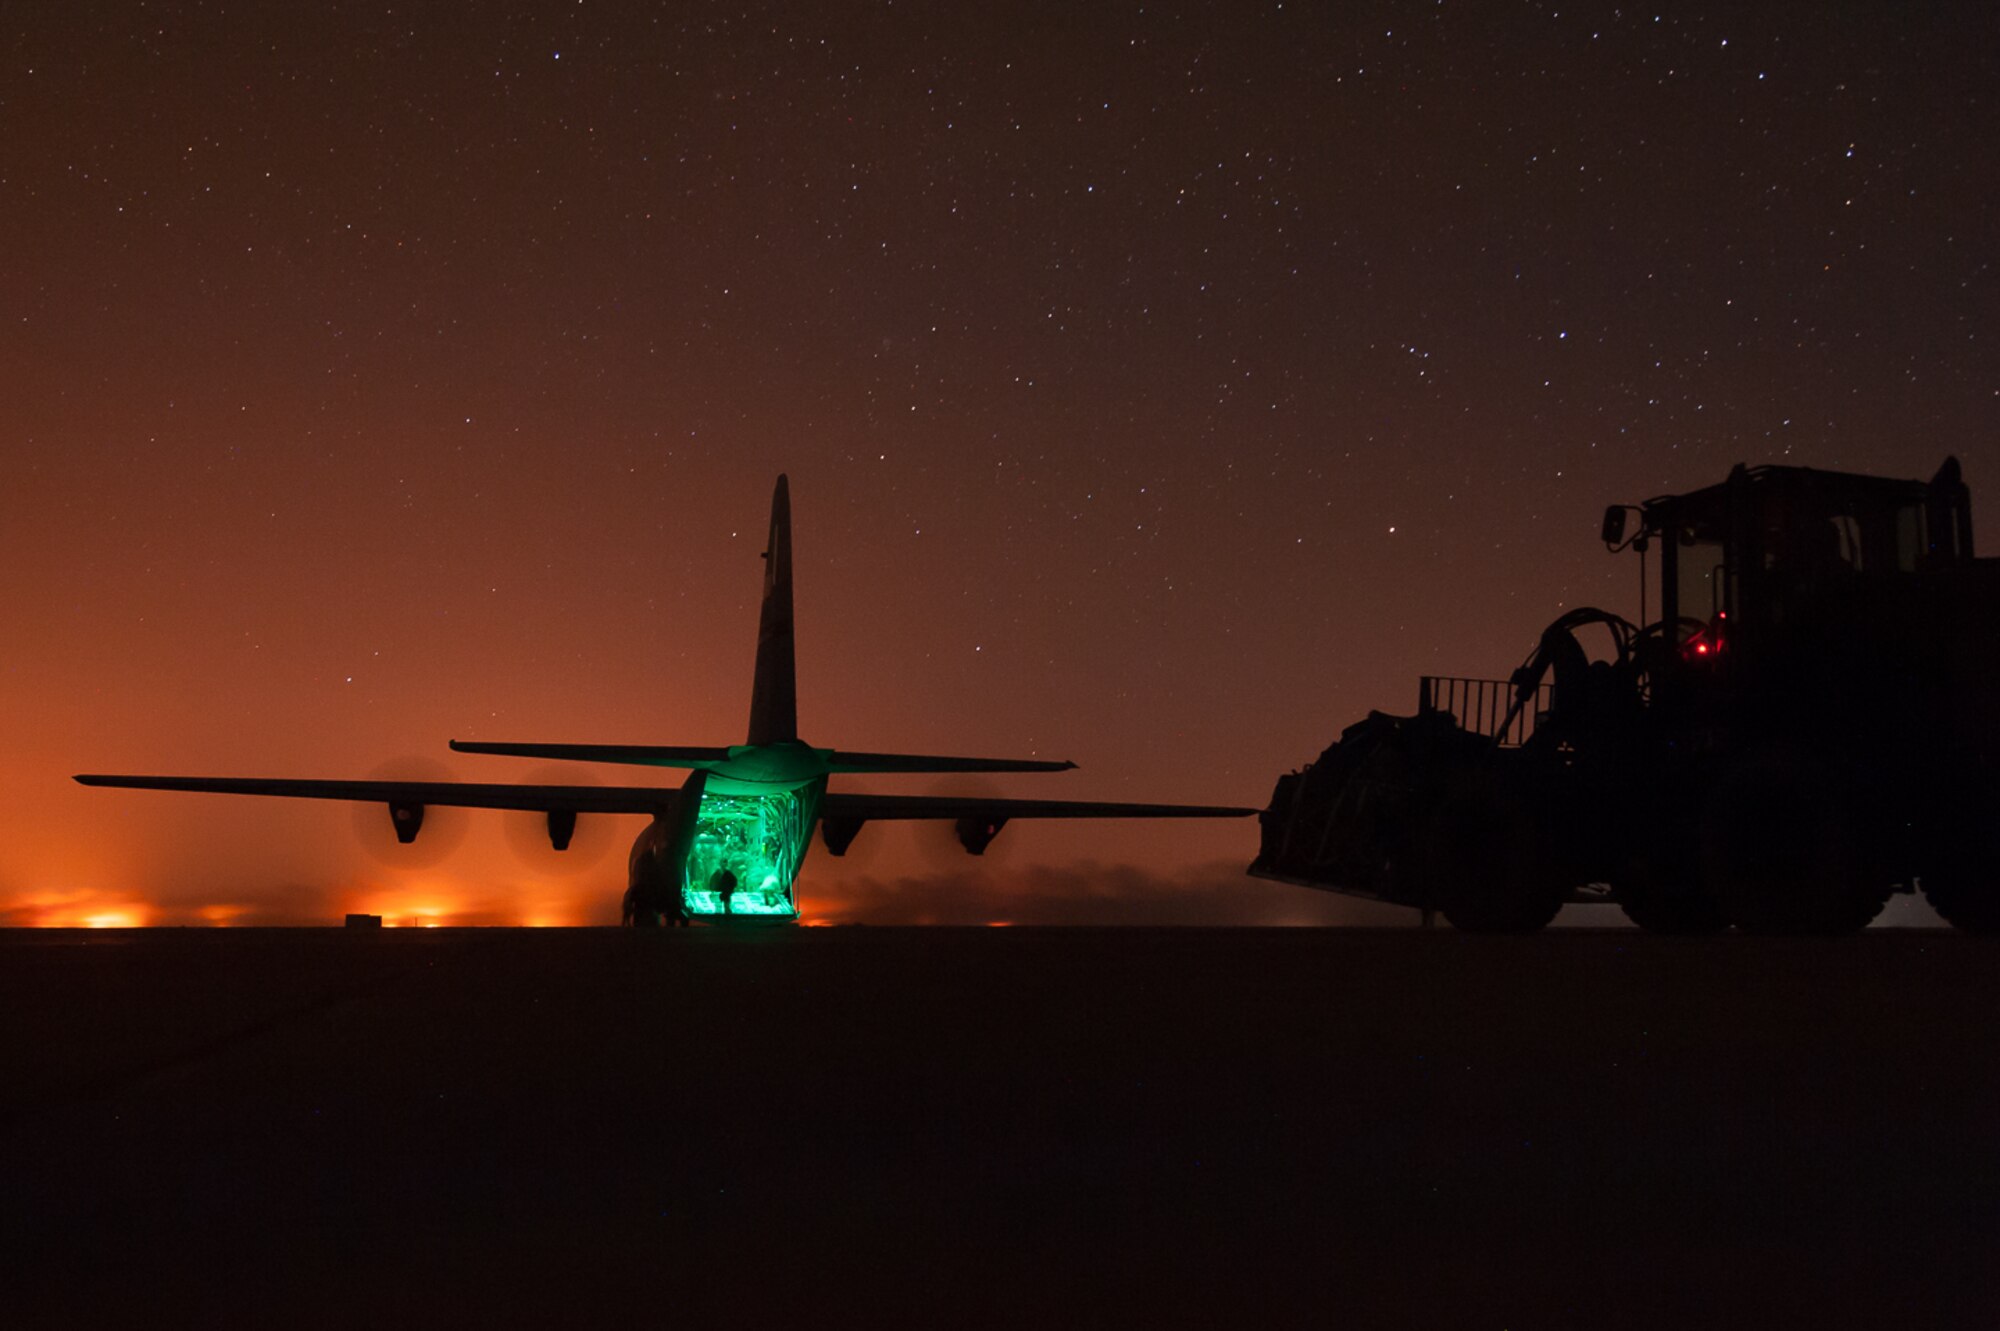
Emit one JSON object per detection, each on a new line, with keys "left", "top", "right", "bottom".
{"left": 1417, "top": 676, "right": 1551, "bottom": 748}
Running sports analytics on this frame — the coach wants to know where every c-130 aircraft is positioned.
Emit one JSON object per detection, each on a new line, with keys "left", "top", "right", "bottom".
{"left": 79, "top": 477, "right": 1253, "bottom": 925}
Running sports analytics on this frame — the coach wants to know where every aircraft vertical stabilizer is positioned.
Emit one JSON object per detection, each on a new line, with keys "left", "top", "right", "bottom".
{"left": 746, "top": 474, "right": 798, "bottom": 744}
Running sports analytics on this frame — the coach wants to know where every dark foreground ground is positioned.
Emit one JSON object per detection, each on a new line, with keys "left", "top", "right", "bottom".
{"left": 2, "top": 928, "right": 1993, "bottom": 1327}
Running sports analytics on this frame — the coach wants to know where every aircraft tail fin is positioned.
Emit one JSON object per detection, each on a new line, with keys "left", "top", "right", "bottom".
{"left": 746, "top": 474, "right": 797, "bottom": 745}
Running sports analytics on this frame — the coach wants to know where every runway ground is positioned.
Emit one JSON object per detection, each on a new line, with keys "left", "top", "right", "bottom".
{"left": 2, "top": 926, "right": 1993, "bottom": 1327}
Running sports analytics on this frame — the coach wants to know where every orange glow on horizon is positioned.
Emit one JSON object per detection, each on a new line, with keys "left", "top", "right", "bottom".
{"left": 342, "top": 882, "right": 469, "bottom": 929}
{"left": 0, "top": 883, "right": 617, "bottom": 928}
{"left": 3, "top": 888, "right": 154, "bottom": 929}
{"left": 332, "top": 881, "right": 605, "bottom": 928}
{"left": 385, "top": 906, "right": 451, "bottom": 929}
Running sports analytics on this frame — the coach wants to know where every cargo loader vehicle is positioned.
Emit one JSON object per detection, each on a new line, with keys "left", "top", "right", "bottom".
{"left": 1250, "top": 459, "right": 1999, "bottom": 934}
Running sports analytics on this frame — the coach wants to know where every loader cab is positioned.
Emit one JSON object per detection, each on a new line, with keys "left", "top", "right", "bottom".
{"left": 1630, "top": 461, "right": 1962, "bottom": 653}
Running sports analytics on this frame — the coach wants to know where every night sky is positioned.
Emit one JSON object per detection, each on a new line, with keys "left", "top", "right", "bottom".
{"left": 3, "top": 2, "right": 1993, "bottom": 926}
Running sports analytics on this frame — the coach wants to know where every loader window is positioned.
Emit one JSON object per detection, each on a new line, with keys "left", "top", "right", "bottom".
{"left": 1893, "top": 502, "right": 1924, "bottom": 572}
{"left": 1808, "top": 515, "right": 1864, "bottom": 571}
{"left": 1762, "top": 502, "right": 1924, "bottom": 577}
{"left": 1675, "top": 528, "right": 1725, "bottom": 622}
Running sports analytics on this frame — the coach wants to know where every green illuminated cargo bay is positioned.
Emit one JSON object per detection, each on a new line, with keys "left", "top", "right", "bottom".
{"left": 680, "top": 787, "right": 812, "bottom": 919}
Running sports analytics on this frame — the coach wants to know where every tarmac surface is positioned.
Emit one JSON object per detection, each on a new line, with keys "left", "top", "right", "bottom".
{"left": 3, "top": 926, "right": 1994, "bottom": 1327}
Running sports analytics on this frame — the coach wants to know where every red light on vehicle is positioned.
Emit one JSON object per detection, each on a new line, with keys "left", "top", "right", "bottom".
{"left": 1681, "top": 624, "right": 1726, "bottom": 663}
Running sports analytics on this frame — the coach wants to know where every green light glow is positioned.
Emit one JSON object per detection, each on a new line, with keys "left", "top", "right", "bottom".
{"left": 680, "top": 787, "right": 809, "bottom": 919}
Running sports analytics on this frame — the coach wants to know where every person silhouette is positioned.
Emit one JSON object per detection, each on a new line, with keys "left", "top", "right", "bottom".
{"left": 711, "top": 867, "right": 739, "bottom": 916}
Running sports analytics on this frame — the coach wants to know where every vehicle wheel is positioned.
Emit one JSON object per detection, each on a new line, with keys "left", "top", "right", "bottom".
{"left": 1616, "top": 859, "right": 1728, "bottom": 935}
{"left": 1920, "top": 795, "right": 2000, "bottom": 934}
{"left": 1426, "top": 777, "right": 1565, "bottom": 933}
{"left": 1700, "top": 757, "right": 1886, "bottom": 935}
{"left": 621, "top": 882, "right": 666, "bottom": 927}
{"left": 1923, "top": 875, "right": 2000, "bottom": 934}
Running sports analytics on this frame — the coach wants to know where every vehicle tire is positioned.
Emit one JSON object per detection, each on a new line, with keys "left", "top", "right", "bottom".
{"left": 1700, "top": 757, "right": 1886, "bottom": 935}
{"left": 1616, "top": 859, "right": 1728, "bottom": 935}
{"left": 1426, "top": 775, "right": 1565, "bottom": 934}
{"left": 1923, "top": 875, "right": 2000, "bottom": 934}
{"left": 621, "top": 882, "right": 667, "bottom": 927}
{"left": 1920, "top": 791, "right": 2000, "bottom": 934}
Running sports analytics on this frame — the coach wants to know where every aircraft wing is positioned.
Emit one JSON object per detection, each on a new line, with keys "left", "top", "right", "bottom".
{"left": 73, "top": 774, "right": 677, "bottom": 815}
{"left": 817, "top": 791, "right": 1253, "bottom": 856}
{"left": 448, "top": 741, "right": 736, "bottom": 769}
{"left": 449, "top": 740, "right": 1077, "bottom": 775}
{"left": 821, "top": 792, "right": 1255, "bottom": 820}
{"left": 825, "top": 752, "right": 1077, "bottom": 774}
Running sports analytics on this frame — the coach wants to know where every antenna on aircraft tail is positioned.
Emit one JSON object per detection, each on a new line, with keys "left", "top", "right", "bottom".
{"left": 746, "top": 474, "right": 798, "bottom": 745}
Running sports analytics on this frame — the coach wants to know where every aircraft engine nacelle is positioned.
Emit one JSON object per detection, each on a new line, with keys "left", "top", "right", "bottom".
{"left": 388, "top": 801, "right": 425, "bottom": 844}
{"left": 955, "top": 815, "right": 1008, "bottom": 856}
{"left": 822, "top": 817, "right": 866, "bottom": 856}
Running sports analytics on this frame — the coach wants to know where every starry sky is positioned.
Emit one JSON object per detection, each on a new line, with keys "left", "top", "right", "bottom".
{"left": 2, "top": 1, "right": 1993, "bottom": 926}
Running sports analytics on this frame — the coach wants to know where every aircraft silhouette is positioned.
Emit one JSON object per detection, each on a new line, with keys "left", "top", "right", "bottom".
{"left": 78, "top": 476, "right": 1252, "bottom": 924}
